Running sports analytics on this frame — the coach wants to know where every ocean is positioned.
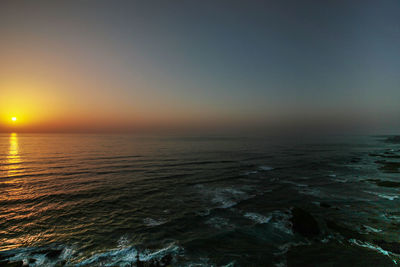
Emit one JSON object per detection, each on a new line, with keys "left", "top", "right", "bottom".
{"left": 0, "top": 133, "right": 399, "bottom": 266}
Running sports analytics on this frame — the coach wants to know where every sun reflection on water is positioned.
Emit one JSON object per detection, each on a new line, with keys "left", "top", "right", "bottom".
{"left": 7, "top": 133, "right": 21, "bottom": 175}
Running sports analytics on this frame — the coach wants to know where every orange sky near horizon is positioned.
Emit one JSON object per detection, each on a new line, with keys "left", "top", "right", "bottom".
{"left": 1, "top": 1, "right": 399, "bottom": 134}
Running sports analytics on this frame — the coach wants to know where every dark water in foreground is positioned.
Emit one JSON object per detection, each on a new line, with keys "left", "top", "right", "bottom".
{"left": 1, "top": 134, "right": 400, "bottom": 266}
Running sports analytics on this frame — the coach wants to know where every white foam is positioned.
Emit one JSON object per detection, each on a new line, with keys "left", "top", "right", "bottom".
{"left": 244, "top": 212, "right": 272, "bottom": 224}
{"left": 208, "top": 187, "right": 252, "bottom": 209}
{"left": 281, "top": 180, "right": 308, "bottom": 187}
{"left": 205, "top": 217, "right": 233, "bottom": 229}
{"left": 196, "top": 209, "right": 211, "bottom": 216}
{"left": 259, "top": 166, "right": 274, "bottom": 171}
{"left": 143, "top": 217, "right": 167, "bottom": 226}
{"left": 364, "top": 191, "right": 399, "bottom": 200}
{"left": 244, "top": 170, "right": 258, "bottom": 175}
{"left": 331, "top": 177, "right": 348, "bottom": 183}
{"left": 298, "top": 187, "right": 321, "bottom": 197}
{"left": 269, "top": 210, "right": 293, "bottom": 235}
{"left": 6, "top": 246, "right": 75, "bottom": 267}
{"left": 117, "top": 236, "right": 131, "bottom": 249}
{"left": 363, "top": 225, "right": 382, "bottom": 233}
{"left": 221, "top": 261, "right": 236, "bottom": 267}
{"left": 274, "top": 240, "right": 310, "bottom": 256}
{"left": 76, "top": 243, "right": 181, "bottom": 266}
{"left": 349, "top": 239, "right": 397, "bottom": 264}
{"left": 212, "top": 195, "right": 237, "bottom": 208}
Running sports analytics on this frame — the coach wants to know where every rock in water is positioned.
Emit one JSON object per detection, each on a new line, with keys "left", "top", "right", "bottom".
{"left": 46, "top": 249, "right": 63, "bottom": 259}
{"left": 291, "top": 207, "right": 320, "bottom": 238}
{"left": 0, "top": 261, "right": 23, "bottom": 267}
{"left": 320, "top": 202, "right": 331, "bottom": 208}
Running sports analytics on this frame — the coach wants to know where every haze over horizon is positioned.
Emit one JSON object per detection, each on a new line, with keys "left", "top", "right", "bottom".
{"left": 1, "top": 0, "right": 399, "bottom": 134}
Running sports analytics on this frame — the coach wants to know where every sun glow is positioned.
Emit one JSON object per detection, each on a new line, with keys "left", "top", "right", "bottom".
{"left": 11, "top": 117, "right": 17, "bottom": 122}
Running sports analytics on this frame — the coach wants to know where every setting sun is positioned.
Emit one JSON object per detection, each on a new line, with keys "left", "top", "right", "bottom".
{"left": 11, "top": 117, "right": 17, "bottom": 122}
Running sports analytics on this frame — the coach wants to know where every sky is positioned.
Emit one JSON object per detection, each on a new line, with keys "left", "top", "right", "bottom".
{"left": 1, "top": 0, "right": 399, "bottom": 134}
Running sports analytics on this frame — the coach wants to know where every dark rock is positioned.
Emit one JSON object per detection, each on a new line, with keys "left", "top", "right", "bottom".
{"left": 160, "top": 254, "right": 172, "bottom": 266}
{"left": 325, "top": 220, "right": 363, "bottom": 240}
{"left": 290, "top": 207, "right": 320, "bottom": 238}
{"left": 55, "top": 260, "right": 66, "bottom": 267}
{"left": 46, "top": 249, "right": 63, "bottom": 259}
{"left": 320, "top": 202, "right": 331, "bottom": 208}
{"left": 28, "top": 259, "right": 36, "bottom": 264}
{"left": 373, "top": 240, "right": 400, "bottom": 254}
{"left": 148, "top": 259, "right": 161, "bottom": 267}
{"left": 0, "top": 261, "right": 23, "bottom": 267}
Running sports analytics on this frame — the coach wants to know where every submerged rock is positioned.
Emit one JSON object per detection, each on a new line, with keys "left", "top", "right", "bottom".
{"left": 320, "top": 202, "right": 331, "bottom": 208}
{"left": 46, "top": 249, "right": 63, "bottom": 259}
{"left": 290, "top": 207, "right": 320, "bottom": 238}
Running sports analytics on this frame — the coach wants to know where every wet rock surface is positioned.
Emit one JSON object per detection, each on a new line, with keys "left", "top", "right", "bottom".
{"left": 290, "top": 207, "right": 320, "bottom": 238}
{"left": 0, "top": 261, "right": 23, "bottom": 267}
{"left": 320, "top": 202, "right": 331, "bottom": 208}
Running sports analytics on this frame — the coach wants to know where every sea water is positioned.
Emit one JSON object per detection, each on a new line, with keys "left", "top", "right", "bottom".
{"left": 0, "top": 134, "right": 399, "bottom": 266}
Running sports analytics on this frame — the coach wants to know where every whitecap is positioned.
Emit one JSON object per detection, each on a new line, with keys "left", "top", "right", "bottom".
{"left": 76, "top": 243, "right": 181, "bottom": 266}
{"left": 364, "top": 191, "right": 399, "bottom": 200}
{"left": 349, "top": 239, "right": 397, "bottom": 264}
{"left": 281, "top": 180, "right": 308, "bottom": 187}
{"left": 298, "top": 187, "right": 321, "bottom": 197}
{"left": 244, "top": 212, "right": 272, "bottom": 224}
{"left": 362, "top": 225, "right": 382, "bottom": 233}
{"left": 5, "top": 246, "right": 76, "bottom": 267}
{"left": 268, "top": 210, "right": 293, "bottom": 235}
{"left": 259, "top": 166, "right": 274, "bottom": 171}
{"left": 117, "top": 235, "right": 131, "bottom": 249}
{"left": 196, "top": 209, "right": 211, "bottom": 216}
{"left": 274, "top": 240, "right": 310, "bottom": 256}
{"left": 244, "top": 170, "right": 258, "bottom": 175}
{"left": 208, "top": 187, "right": 252, "bottom": 209}
{"left": 205, "top": 217, "right": 234, "bottom": 229}
{"left": 143, "top": 217, "right": 167, "bottom": 227}
{"left": 331, "top": 177, "right": 348, "bottom": 183}
{"left": 212, "top": 195, "right": 237, "bottom": 209}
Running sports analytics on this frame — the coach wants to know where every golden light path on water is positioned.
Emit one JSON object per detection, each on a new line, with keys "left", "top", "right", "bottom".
{"left": 7, "top": 133, "right": 21, "bottom": 175}
{"left": 2, "top": 133, "right": 46, "bottom": 251}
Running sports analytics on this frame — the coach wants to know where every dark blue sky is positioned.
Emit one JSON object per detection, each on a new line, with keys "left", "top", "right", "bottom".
{"left": 1, "top": 0, "right": 399, "bottom": 133}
